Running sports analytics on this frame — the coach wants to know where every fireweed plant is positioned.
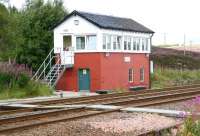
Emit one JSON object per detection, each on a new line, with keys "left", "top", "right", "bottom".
{"left": 177, "top": 96, "right": 200, "bottom": 135}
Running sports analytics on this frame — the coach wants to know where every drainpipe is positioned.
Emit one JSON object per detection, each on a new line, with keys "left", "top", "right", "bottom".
{"left": 149, "top": 33, "right": 154, "bottom": 89}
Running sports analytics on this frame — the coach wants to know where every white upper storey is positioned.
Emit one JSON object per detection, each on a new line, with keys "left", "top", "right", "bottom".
{"left": 54, "top": 13, "right": 153, "bottom": 54}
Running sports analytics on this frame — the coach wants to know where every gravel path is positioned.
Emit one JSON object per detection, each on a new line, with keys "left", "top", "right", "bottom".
{"left": 1, "top": 112, "right": 181, "bottom": 136}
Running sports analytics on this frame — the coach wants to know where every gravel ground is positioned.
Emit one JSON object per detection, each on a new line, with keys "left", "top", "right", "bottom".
{"left": 0, "top": 109, "right": 96, "bottom": 130}
{"left": 1, "top": 112, "right": 181, "bottom": 136}
{"left": 146, "top": 99, "right": 196, "bottom": 111}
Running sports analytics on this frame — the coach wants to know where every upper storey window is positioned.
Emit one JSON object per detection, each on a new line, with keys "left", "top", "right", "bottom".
{"left": 136, "top": 38, "right": 140, "bottom": 51}
{"left": 87, "top": 35, "right": 97, "bottom": 50}
{"left": 142, "top": 38, "right": 145, "bottom": 51}
{"left": 124, "top": 36, "right": 128, "bottom": 50}
{"left": 113, "top": 36, "right": 121, "bottom": 50}
{"left": 133, "top": 38, "right": 137, "bottom": 50}
{"left": 145, "top": 38, "right": 149, "bottom": 51}
{"left": 103, "top": 34, "right": 111, "bottom": 50}
{"left": 113, "top": 36, "right": 117, "bottom": 50}
{"left": 76, "top": 36, "right": 85, "bottom": 50}
{"left": 127, "top": 37, "right": 131, "bottom": 50}
{"left": 117, "top": 36, "right": 122, "bottom": 50}
{"left": 76, "top": 35, "right": 96, "bottom": 50}
{"left": 124, "top": 36, "right": 131, "bottom": 51}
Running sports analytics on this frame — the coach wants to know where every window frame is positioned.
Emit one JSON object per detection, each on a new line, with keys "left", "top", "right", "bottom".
{"left": 76, "top": 36, "right": 86, "bottom": 50}
{"left": 128, "top": 68, "right": 134, "bottom": 83}
{"left": 86, "top": 35, "right": 97, "bottom": 50}
{"left": 124, "top": 36, "right": 128, "bottom": 50}
{"left": 140, "top": 67, "right": 144, "bottom": 82}
{"left": 103, "top": 34, "right": 112, "bottom": 50}
{"left": 117, "top": 36, "right": 122, "bottom": 50}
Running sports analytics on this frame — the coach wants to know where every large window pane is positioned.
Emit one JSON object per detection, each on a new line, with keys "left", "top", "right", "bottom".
{"left": 76, "top": 37, "right": 85, "bottom": 50}
{"left": 103, "top": 35, "right": 106, "bottom": 49}
{"left": 128, "top": 68, "right": 133, "bottom": 82}
{"left": 113, "top": 36, "right": 117, "bottom": 50}
{"left": 117, "top": 36, "right": 122, "bottom": 50}
{"left": 145, "top": 39, "right": 149, "bottom": 51}
{"left": 136, "top": 38, "right": 140, "bottom": 50}
{"left": 124, "top": 36, "right": 128, "bottom": 50}
{"left": 142, "top": 38, "right": 145, "bottom": 51}
{"left": 133, "top": 38, "right": 137, "bottom": 50}
{"left": 127, "top": 37, "right": 131, "bottom": 50}
{"left": 87, "top": 35, "right": 96, "bottom": 50}
{"left": 140, "top": 67, "right": 144, "bottom": 82}
{"left": 107, "top": 35, "right": 111, "bottom": 49}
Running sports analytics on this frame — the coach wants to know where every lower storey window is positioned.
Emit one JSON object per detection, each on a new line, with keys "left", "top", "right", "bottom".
{"left": 140, "top": 67, "right": 144, "bottom": 82}
{"left": 128, "top": 68, "right": 133, "bottom": 82}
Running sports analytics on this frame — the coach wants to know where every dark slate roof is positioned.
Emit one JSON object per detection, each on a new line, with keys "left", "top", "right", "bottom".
{"left": 55, "top": 10, "right": 154, "bottom": 33}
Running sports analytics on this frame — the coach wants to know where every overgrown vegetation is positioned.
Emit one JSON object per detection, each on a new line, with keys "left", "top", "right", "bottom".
{"left": 0, "top": 0, "right": 68, "bottom": 70}
{"left": 151, "top": 67, "right": 200, "bottom": 89}
{"left": 151, "top": 55, "right": 200, "bottom": 70}
{"left": 0, "top": 0, "right": 66, "bottom": 99}
{"left": 177, "top": 117, "right": 200, "bottom": 136}
{"left": 0, "top": 62, "right": 52, "bottom": 99}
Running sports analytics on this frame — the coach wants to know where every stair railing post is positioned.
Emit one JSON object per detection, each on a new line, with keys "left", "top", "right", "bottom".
{"left": 44, "top": 61, "right": 45, "bottom": 80}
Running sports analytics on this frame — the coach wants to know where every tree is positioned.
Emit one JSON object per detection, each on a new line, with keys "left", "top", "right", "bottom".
{"left": 0, "top": 3, "right": 22, "bottom": 60}
{"left": 0, "top": 3, "right": 10, "bottom": 59}
{"left": 16, "top": 0, "right": 67, "bottom": 70}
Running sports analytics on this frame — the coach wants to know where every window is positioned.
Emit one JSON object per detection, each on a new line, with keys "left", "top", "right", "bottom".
{"left": 128, "top": 68, "right": 133, "bottom": 82}
{"left": 103, "top": 35, "right": 106, "bottom": 49}
{"left": 136, "top": 38, "right": 140, "bottom": 50}
{"left": 124, "top": 36, "right": 128, "bottom": 50}
{"left": 140, "top": 67, "right": 144, "bottom": 82}
{"left": 74, "top": 20, "right": 79, "bottom": 25}
{"left": 113, "top": 36, "right": 117, "bottom": 50}
{"left": 76, "top": 36, "right": 85, "bottom": 50}
{"left": 117, "top": 36, "right": 122, "bottom": 50}
{"left": 107, "top": 35, "right": 111, "bottom": 49}
{"left": 133, "top": 38, "right": 137, "bottom": 50}
{"left": 63, "top": 36, "right": 71, "bottom": 50}
{"left": 145, "top": 39, "right": 149, "bottom": 51}
{"left": 142, "top": 38, "right": 145, "bottom": 51}
{"left": 127, "top": 37, "right": 131, "bottom": 50}
{"left": 103, "top": 34, "right": 111, "bottom": 50}
{"left": 124, "top": 36, "right": 131, "bottom": 50}
{"left": 87, "top": 35, "right": 96, "bottom": 50}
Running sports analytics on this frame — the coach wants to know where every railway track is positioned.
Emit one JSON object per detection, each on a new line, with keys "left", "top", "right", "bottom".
{"left": 0, "top": 84, "right": 200, "bottom": 134}
{"left": 1, "top": 84, "right": 200, "bottom": 116}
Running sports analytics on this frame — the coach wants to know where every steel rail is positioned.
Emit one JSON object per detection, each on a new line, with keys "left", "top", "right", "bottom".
{"left": 0, "top": 87, "right": 200, "bottom": 133}
{"left": 1, "top": 84, "right": 200, "bottom": 116}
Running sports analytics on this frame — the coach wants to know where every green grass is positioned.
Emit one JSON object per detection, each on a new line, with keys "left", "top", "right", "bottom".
{"left": 151, "top": 67, "right": 200, "bottom": 89}
{"left": 0, "top": 81, "right": 53, "bottom": 100}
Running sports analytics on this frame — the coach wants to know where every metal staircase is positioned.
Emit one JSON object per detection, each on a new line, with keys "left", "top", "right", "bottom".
{"left": 32, "top": 48, "right": 74, "bottom": 87}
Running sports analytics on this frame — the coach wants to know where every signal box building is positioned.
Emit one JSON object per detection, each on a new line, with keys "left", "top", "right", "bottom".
{"left": 53, "top": 10, "right": 154, "bottom": 92}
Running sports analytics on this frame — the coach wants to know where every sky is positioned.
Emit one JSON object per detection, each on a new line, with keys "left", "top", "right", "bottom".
{"left": 8, "top": 0, "right": 200, "bottom": 45}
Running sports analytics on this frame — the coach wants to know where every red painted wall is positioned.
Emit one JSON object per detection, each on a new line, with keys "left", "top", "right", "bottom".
{"left": 100, "top": 53, "right": 150, "bottom": 91}
{"left": 56, "top": 53, "right": 101, "bottom": 92}
{"left": 56, "top": 52, "right": 150, "bottom": 92}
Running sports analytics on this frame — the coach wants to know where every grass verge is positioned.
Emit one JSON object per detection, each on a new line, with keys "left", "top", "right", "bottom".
{"left": 151, "top": 67, "right": 200, "bottom": 89}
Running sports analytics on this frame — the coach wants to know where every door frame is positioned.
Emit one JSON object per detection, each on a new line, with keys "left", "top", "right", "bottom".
{"left": 78, "top": 68, "right": 90, "bottom": 92}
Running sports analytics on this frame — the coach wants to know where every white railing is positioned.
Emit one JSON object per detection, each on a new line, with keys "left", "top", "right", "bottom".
{"left": 31, "top": 47, "right": 74, "bottom": 85}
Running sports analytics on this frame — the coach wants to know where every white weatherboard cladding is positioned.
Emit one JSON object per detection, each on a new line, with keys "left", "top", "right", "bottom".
{"left": 99, "top": 29, "right": 152, "bottom": 53}
{"left": 53, "top": 14, "right": 152, "bottom": 54}
{"left": 53, "top": 15, "right": 101, "bottom": 53}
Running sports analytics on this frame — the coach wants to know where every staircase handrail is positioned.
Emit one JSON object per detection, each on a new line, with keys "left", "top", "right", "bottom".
{"left": 31, "top": 48, "right": 54, "bottom": 80}
{"left": 48, "top": 57, "right": 62, "bottom": 86}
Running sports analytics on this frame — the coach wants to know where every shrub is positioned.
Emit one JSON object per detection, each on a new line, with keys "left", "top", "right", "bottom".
{"left": 0, "top": 73, "right": 13, "bottom": 89}
{"left": 17, "top": 73, "right": 30, "bottom": 88}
